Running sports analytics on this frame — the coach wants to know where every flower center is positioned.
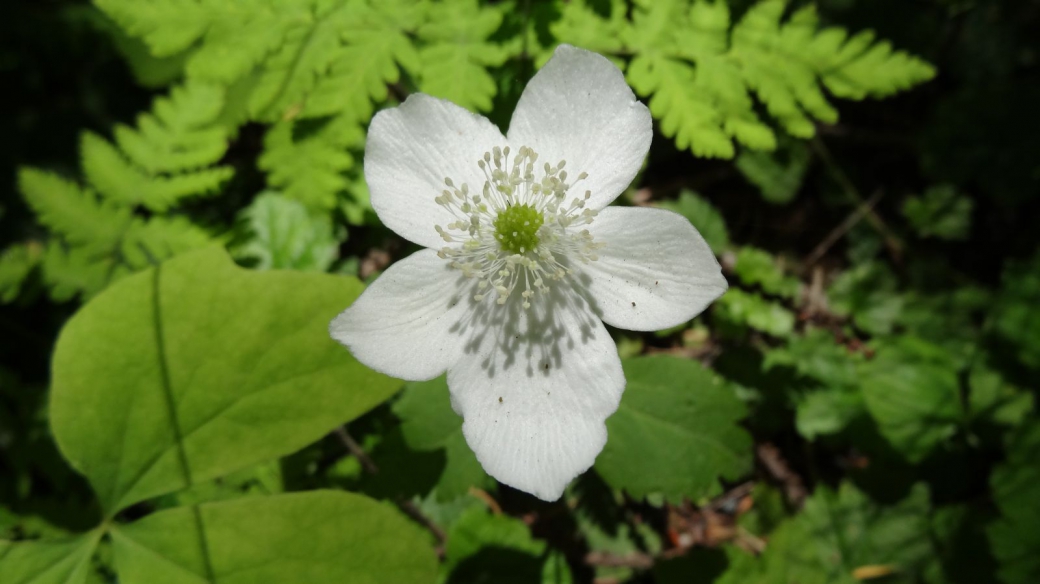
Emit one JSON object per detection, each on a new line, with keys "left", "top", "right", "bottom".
{"left": 433, "top": 145, "right": 603, "bottom": 309}
{"left": 493, "top": 203, "right": 543, "bottom": 254}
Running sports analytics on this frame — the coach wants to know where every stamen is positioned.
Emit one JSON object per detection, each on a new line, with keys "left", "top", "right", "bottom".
{"left": 433, "top": 145, "right": 602, "bottom": 309}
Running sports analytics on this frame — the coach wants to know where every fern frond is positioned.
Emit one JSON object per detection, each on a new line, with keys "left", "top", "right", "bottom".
{"left": 120, "top": 216, "right": 213, "bottom": 270}
{"left": 41, "top": 243, "right": 122, "bottom": 302}
{"left": 258, "top": 114, "right": 363, "bottom": 210}
{"left": 559, "top": 0, "right": 935, "bottom": 158}
{"left": 550, "top": 0, "right": 628, "bottom": 62}
{"left": 18, "top": 168, "right": 132, "bottom": 255}
{"left": 416, "top": 0, "right": 513, "bottom": 112}
{"left": 0, "top": 243, "right": 42, "bottom": 304}
{"left": 81, "top": 131, "right": 232, "bottom": 213}
{"left": 114, "top": 82, "right": 228, "bottom": 173}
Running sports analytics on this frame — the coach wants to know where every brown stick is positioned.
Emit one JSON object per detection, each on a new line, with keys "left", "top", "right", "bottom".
{"left": 802, "top": 189, "right": 885, "bottom": 270}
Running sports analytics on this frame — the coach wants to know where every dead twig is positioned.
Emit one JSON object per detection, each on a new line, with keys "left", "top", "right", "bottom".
{"left": 333, "top": 427, "right": 447, "bottom": 548}
{"left": 334, "top": 427, "right": 379, "bottom": 474}
{"left": 802, "top": 189, "right": 885, "bottom": 271}
{"left": 810, "top": 138, "right": 903, "bottom": 261}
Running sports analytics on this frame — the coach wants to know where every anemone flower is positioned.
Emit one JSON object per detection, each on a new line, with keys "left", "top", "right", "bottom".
{"left": 331, "top": 44, "right": 727, "bottom": 501}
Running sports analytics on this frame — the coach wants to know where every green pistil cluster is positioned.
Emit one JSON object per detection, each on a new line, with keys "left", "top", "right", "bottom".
{"left": 494, "top": 204, "right": 544, "bottom": 254}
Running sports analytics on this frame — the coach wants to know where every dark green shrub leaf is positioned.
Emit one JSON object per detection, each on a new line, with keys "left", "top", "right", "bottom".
{"left": 596, "top": 356, "right": 752, "bottom": 502}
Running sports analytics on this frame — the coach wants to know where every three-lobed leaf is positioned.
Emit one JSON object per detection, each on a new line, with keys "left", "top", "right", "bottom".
{"left": 111, "top": 491, "right": 438, "bottom": 584}
{"left": 392, "top": 377, "right": 494, "bottom": 500}
{"left": 50, "top": 246, "right": 400, "bottom": 514}
{"left": 596, "top": 356, "right": 752, "bottom": 502}
{"left": 0, "top": 532, "right": 101, "bottom": 584}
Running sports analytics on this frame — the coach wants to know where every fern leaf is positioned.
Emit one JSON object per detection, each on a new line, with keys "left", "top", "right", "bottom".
{"left": 258, "top": 114, "right": 363, "bottom": 210}
{"left": 304, "top": 24, "right": 419, "bottom": 120}
{"left": 0, "top": 243, "right": 42, "bottom": 304}
{"left": 41, "top": 243, "right": 123, "bottom": 302}
{"left": 121, "top": 216, "right": 213, "bottom": 270}
{"left": 550, "top": 0, "right": 628, "bottom": 62}
{"left": 18, "top": 168, "right": 132, "bottom": 255}
{"left": 94, "top": 0, "right": 216, "bottom": 57}
{"left": 563, "top": 0, "right": 934, "bottom": 159}
{"left": 416, "top": 0, "right": 513, "bottom": 112}
{"left": 114, "top": 82, "right": 229, "bottom": 173}
{"left": 628, "top": 54, "right": 738, "bottom": 158}
{"left": 81, "top": 131, "right": 232, "bottom": 213}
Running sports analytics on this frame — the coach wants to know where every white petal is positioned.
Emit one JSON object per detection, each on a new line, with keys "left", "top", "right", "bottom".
{"left": 507, "top": 44, "right": 652, "bottom": 210}
{"left": 329, "top": 249, "right": 470, "bottom": 380}
{"left": 365, "top": 94, "right": 506, "bottom": 249}
{"left": 581, "top": 206, "right": 728, "bottom": 331}
{"left": 446, "top": 290, "right": 624, "bottom": 501}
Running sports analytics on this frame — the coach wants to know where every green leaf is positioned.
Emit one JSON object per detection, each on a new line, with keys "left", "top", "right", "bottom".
{"left": 0, "top": 243, "right": 42, "bottom": 304}
{"left": 551, "top": 0, "right": 628, "bottom": 59}
{"left": 968, "top": 362, "right": 1033, "bottom": 428}
{"left": 236, "top": 192, "right": 340, "bottom": 272}
{"left": 392, "top": 377, "right": 493, "bottom": 501}
{"left": 416, "top": 0, "right": 512, "bottom": 113}
{"left": 616, "top": 0, "right": 934, "bottom": 158}
{"left": 113, "top": 82, "right": 229, "bottom": 175}
{"left": 828, "top": 261, "right": 904, "bottom": 336}
{"left": 110, "top": 491, "right": 437, "bottom": 584}
{"left": 733, "top": 247, "right": 800, "bottom": 299}
{"left": 596, "top": 356, "right": 752, "bottom": 502}
{"left": 795, "top": 387, "right": 865, "bottom": 440}
{"left": 755, "top": 483, "right": 935, "bottom": 584}
{"left": 654, "top": 190, "right": 730, "bottom": 254}
{"left": 257, "top": 115, "right": 363, "bottom": 211}
{"left": 860, "top": 338, "right": 962, "bottom": 462}
{"left": 0, "top": 531, "right": 101, "bottom": 584}
{"left": 988, "top": 423, "right": 1040, "bottom": 584}
{"left": 764, "top": 328, "right": 862, "bottom": 386}
{"left": 18, "top": 168, "right": 132, "bottom": 256}
{"left": 715, "top": 289, "right": 796, "bottom": 337}
{"left": 81, "top": 131, "right": 232, "bottom": 213}
{"left": 735, "top": 141, "right": 811, "bottom": 204}
{"left": 992, "top": 252, "right": 1040, "bottom": 370}
{"left": 50, "top": 247, "right": 401, "bottom": 514}
{"left": 442, "top": 506, "right": 547, "bottom": 584}
{"left": 902, "top": 185, "right": 973, "bottom": 240}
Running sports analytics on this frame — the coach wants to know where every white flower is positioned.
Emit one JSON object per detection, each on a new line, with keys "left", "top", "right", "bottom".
{"left": 330, "top": 45, "right": 727, "bottom": 501}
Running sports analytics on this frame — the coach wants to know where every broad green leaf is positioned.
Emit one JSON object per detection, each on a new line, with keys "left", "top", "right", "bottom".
{"left": 733, "top": 247, "right": 800, "bottom": 299}
{"left": 902, "top": 185, "right": 973, "bottom": 240}
{"left": 654, "top": 190, "right": 730, "bottom": 254}
{"left": 988, "top": 423, "right": 1040, "bottom": 584}
{"left": 442, "top": 506, "right": 548, "bottom": 584}
{"left": 596, "top": 356, "right": 752, "bottom": 502}
{"left": 110, "top": 491, "right": 437, "bottom": 584}
{"left": 50, "top": 246, "right": 400, "bottom": 514}
{"left": 860, "top": 339, "right": 962, "bottom": 462}
{"left": 392, "top": 377, "right": 493, "bottom": 500}
{"left": 237, "top": 191, "right": 340, "bottom": 272}
{"left": 0, "top": 531, "right": 101, "bottom": 584}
